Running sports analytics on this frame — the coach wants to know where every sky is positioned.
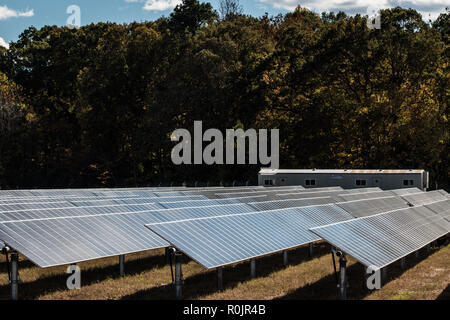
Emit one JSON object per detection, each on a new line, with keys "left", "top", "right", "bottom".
{"left": 0, "top": 0, "right": 448, "bottom": 48}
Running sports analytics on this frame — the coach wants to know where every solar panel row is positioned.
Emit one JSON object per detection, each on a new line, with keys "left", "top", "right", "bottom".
{"left": 0, "top": 186, "right": 446, "bottom": 282}
{"left": 145, "top": 204, "right": 353, "bottom": 269}
{"left": 0, "top": 203, "right": 257, "bottom": 267}
{"left": 401, "top": 190, "right": 448, "bottom": 205}
{"left": 310, "top": 206, "right": 450, "bottom": 269}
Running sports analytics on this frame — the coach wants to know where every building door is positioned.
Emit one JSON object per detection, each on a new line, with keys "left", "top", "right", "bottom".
{"left": 372, "top": 177, "right": 381, "bottom": 187}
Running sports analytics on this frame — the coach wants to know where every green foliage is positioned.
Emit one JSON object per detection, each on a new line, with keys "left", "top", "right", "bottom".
{"left": 0, "top": 6, "right": 448, "bottom": 188}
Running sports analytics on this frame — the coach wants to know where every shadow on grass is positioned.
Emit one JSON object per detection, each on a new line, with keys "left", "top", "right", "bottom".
{"left": 436, "top": 284, "right": 450, "bottom": 300}
{"left": 0, "top": 253, "right": 167, "bottom": 300}
{"left": 121, "top": 242, "right": 331, "bottom": 300}
{"left": 0, "top": 258, "right": 36, "bottom": 271}
{"left": 277, "top": 245, "right": 439, "bottom": 300}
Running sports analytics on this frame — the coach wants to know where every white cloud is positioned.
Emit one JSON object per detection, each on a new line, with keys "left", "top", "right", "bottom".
{"left": 143, "top": 0, "right": 182, "bottom": 11}
{"left": 259, "top": 0, "right": 448, "bottom": 20}
{"left": 0, "top": 37, "right": 9, "bottom": 49}
{"left": 0, "top": 5, "right": 34, "bottom": 20}
{"left": 125, "top": 0, "right": 182, "bottom": 11}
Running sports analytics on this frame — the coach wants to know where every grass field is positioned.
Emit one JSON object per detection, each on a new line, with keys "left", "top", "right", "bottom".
{"left": 0, "top": 241, "right": 448, "bottom": 300}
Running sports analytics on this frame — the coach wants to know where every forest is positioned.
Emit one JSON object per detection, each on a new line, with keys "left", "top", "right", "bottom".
{"left": 0, "top": 0, "right": 448, "bottom": 188}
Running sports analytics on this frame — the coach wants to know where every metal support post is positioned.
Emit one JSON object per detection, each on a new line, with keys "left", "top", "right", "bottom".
{"left": 217, "top": 267, "right": 223, "bottom": 291}
{"left": 250, "top": 259, "right": 256, "bottom": 278}
{"left": 400, "top": 257, "right": 405, "bottom": 270}
{"left": 283, "top": 251, "right": 288, "bottom": 266}
{"left": 11, "top": 251, "right": 18, "bottom": 300}
{"left": 338, "top": 253, "right": 347, "bottom": 300}
{"left": 381, "top": 266, "right": 388, "bottom": 284}
{"left": 174, "top": 251, "right": 183, "bottom": 300}
{"left": 119, "top": 255, "right": 125, "bottom": 276}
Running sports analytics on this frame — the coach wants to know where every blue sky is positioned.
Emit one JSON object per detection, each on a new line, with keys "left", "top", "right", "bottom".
{"left": 0, "top": 0, "right": 448, "bottom": 48}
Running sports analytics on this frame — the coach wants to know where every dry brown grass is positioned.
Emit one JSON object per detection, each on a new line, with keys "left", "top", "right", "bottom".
{"left": 0, "top": 242, "right": 448, "bottom": 300}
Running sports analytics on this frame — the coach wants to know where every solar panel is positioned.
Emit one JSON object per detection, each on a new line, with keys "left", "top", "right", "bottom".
{"left": 213, "top": 187, "right": 306, "bottom": 198}
{"left": 390, "top": 188, "right": 424, "bottom": 195}
{"left": 0, "top": 201, "right": 77, "bottom": 212}
{"left": 299, "top": 187, "right": 344, "bottom": 192}
{"left": 145, "top": 204, "right": 352, "bottom": 269}
{"left": 340, "top": 187, "right": 382, "bottom": 194}
{"left": 310, "top": 206, "right": 450, "bottom": 269}
{"left": 0, "top": 203, "right": 256, "bottom": 267}
{"left": 0, "top": 195, "right": 208, "bottom": 216}
{"left": 277, "top": 191, "right": 345, "bottom": 202}
{"left": 248, "top": 197, "right": 335, "bottom": 211}
{"left": 436, "top": 190, "right": 450, "bottom": 198}
{"left": 0, "top": 203, "right": 163, "bottom": 222}
{"left": 0, "top": 194, "right": 142, "bottom": 204}
{"left": 424, "top": 200, "right": 450, "bottom": 222}
{"left": 161, "top": 199, "right": 229, "bottom": 209}
{"left": 336, "top": 196, "right": 411, "bottom": 218}
{"left": 337, "top": 191, "right": 396, "bottom": 202}
{"left": 0, "top": 214, "right": 169, "bottom": 268}
{"left": 401, "top": 190, "right": 448, "bottom": 205}
{"left": 159, "top": 196, "right": 267, "bottom": 209}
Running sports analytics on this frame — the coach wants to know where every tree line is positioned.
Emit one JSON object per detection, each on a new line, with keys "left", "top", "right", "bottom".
{"left": 0, "top": 1, "right": 448, "bottom": 188}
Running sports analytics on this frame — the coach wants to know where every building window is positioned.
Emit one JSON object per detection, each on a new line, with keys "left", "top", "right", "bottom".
{"left": 356, "top": 179, "right": 367, "bottom": 186}
{"left": 305, "top": 179, "right": 316, "bottom": 186}
{"left": 404, "top": 180, "right": 414, "bottom": 186}
{"left": 264, "top": 179, "right": 275, "bottom": 186}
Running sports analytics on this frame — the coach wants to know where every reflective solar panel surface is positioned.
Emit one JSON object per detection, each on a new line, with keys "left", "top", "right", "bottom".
{"left": 0, "top": 203, "right": 256, "bottom": 267}
{"left": 424, "top": 200, "right": 450, "bottom": 223}
{"left": 400, "top": 191, "right": 448, "bottom": 206}
{"left": 277, "top": 191, "right": 345, "bottom": 202}
{"left": 390, "top": 188, "right": 424, "bottom": 195}
{"left": 310, "top": 206, "right": 450, "bottom": 269}
{"left": 336, "top": 196, "right": 410, "bottom": 218}
{"left": 248, "top": 197, "right": 335, "bottom": 211}
{"left": 299, "top": 187, "right": 344, "bottom": 192}
{"left": 0, "top": 214, "right": 169, "bottom": 267}
{"left": 0, "top": 203, "right": 163, "bottom": 222}
{"left": 436, "top": 190, "right": 450, "bottom": 198}
{"left": 159, "top": 196, "right": 267, "bottom": 209}
{"left": 340, "top": 187, "right": 382, "bottom": 194}
{"left": 337, "top": 191, "right": 396, "bottom": 202}
{"left": 146, "top": 204, "right": 352, "bottom": 269}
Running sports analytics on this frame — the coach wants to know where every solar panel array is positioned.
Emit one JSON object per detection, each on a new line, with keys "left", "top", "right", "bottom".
{"left": 145, "top": 204, "right": 353, "bottom": 269}
{"left": 310, "top": 206, "right": 450, "bottom": 269}
{"left": 0, "top": 184, "right": 448, "bottom": 279}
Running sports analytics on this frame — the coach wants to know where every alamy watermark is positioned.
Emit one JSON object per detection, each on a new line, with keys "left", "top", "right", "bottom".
{"left": 366, "top": 265, "right": 381, "bottom": 290}
{"left": 170, "top": 121, "right": 279, "bottom": 169}
{"left": 66, "top": 264, "right": 81, "bottom": 289}
{"left": 66, "top": 5, "right": 81, "bottom": 29}
{"left": 366, "top": 5, "right": 381, "bottom": 29}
